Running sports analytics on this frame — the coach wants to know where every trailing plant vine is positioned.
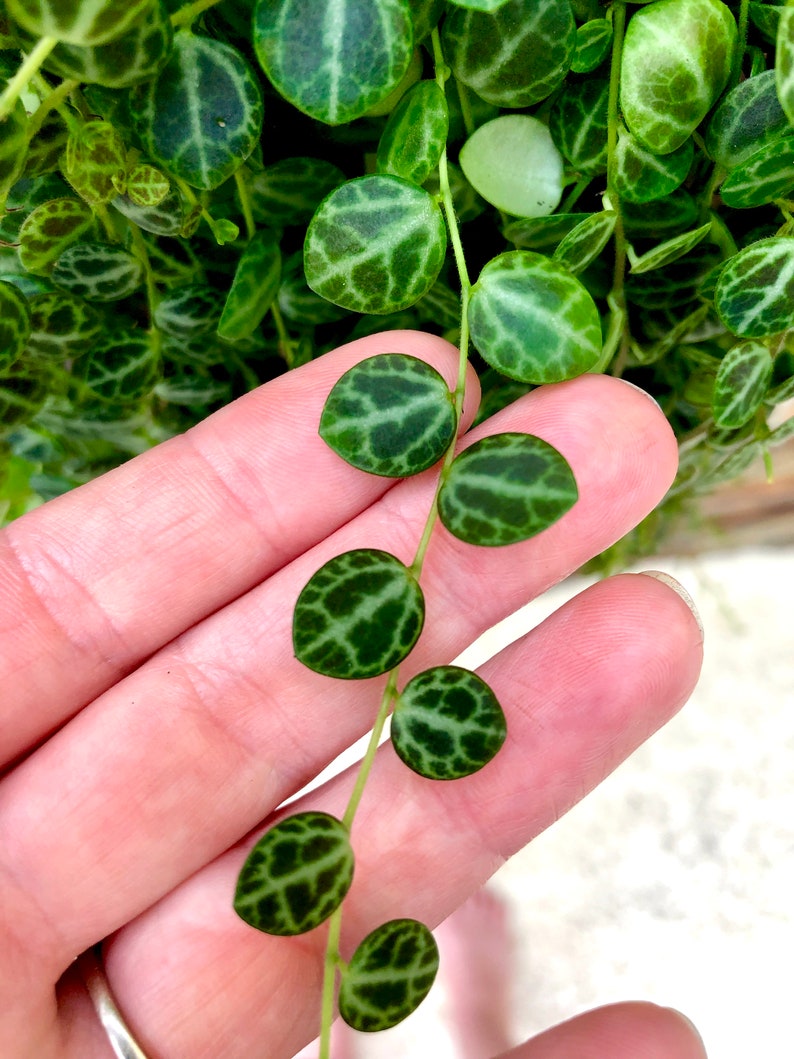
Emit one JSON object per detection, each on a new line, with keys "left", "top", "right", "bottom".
{"left": 1, "top": 0, "right": 794, "bottom": 1047}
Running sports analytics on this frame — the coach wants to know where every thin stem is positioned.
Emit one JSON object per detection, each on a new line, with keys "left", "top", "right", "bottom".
{"left": 341, "top": 673, "right": 400, "bottom": 832}
{"left": 605, "top": 2, "right": 630, "bottom": 375}
{"left": 270, "top": 301, "right": 297, "bottom": 367}
{"left": 559, "top": 176, "right": 592, "bottom": 213}
{"left": 26, "top": 76, "right": 79, "bottom": 140}
{"left": 170, "top": 0, "right": 224, "bottom": 28}
{"left": 0, "top": 36, "right": 58, "bottom": 122}
{"left": 730, "top": 0, "right": 751, "bottom": 88}
{"left": 318, "top": 909, "right": 344, "bottom": 1059}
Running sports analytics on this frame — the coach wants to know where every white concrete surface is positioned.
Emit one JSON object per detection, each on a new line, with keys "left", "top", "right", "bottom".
{"left": 293, "top": 547, "right": 794, "bottom": 1059}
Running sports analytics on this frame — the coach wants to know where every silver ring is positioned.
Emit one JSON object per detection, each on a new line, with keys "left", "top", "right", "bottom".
{"left": 77, "top": 947, "right": 151, "bottom": 1059}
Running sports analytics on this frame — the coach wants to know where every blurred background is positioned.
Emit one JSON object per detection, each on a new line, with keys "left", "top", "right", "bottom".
{"left": 295, "top": 436, "right": 794, "bottom": 1059}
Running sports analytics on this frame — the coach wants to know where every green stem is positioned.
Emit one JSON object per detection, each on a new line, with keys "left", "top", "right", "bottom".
{"left": 318, "top": 908, "right": 344, "bottom": 1059}
{"left": 559, "top": 176, "right": 592, "bottom": 213}
{"left": 0, "top": 36, "right": 57, "bottom": 122}
{"left": 26, "top": 76, "right": 78, "bottom": 140}
{"left": 605, "top": 1, "right": 630, "bottom": 376}
{"left": 170, "top": 0, "right": 224, "bottom": 28}
{"left": 730, "top": 0, "right": 751, "bottom": 88}
{"left": 270, "top": 301, "right": 296, "bottom": 367}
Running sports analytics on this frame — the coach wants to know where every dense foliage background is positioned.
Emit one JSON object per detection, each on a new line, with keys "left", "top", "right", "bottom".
{"left": 1, "top": 0, "right": 793, "bottom": 566}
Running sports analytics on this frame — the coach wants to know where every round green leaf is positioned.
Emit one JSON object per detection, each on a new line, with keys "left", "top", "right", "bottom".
{"left": 18, "top": 198, "right": 95, "bottom": 276}
{"left": 130, "top": 30, "right": 264, "bottom": 190}
{"left": 217, "top": 229, "right": 281, "bottom": 342}
{"left": 154, "top": 284, "right": 222, "bottom": 338}
{"left": 468, "top": 251, "right": 602, "bottom": 384}
{"left": 319, "top": 354, "right": 456, "bottom": 477}
{"left": 12, "top": 0, "right": 173, "bottom": 88}
{"left": 620, "top": 0, "right": 737, "bottom": 154}
{"left": 293, "top": 549, "right": 425, "bottom": 679}
{"left": 0, "top": 282, "right": 31, "bottom": 374}
{"left": 6, "top": 0, "right": 152, "bottom": 45}
{"left": 459, "top": 115, "right": 564, "bottom": 218}
{"left": 442, "top": 0, "right": 575, "bottom": 108}
{"left": 612, "top": 125, "right": 694, "bottom": 204}
{"left": 304, "top": 175, "right": 447, "bottom": 315}
{"left": 437, "top": 432, "right": 578, "bottom": 546}
{"left": 715, "top": 238, "right": 794, "bottom": 338}
{"left": 712, "top": 340, "right": 774, "bottom": 429}
{"left": 705, "top": 69, "right": 790, "bottom": 170}
{"left": 51, "top": 242, "right": 144, "bottom": 301}
{"left": 553, "top": 210, "right": 616, "bottom": 276}
{"left": 253, "top": 0, "right": 413, "bottom": 126}
{"left": 376, "top": 80, "right": 448, "bottom": 187}
{"left": 549, "top": 77, "right": 610, "bottom": 176}
{"left": 719, "top": 135, "right": 794, "bottom": 209}
{"left": 26, "top": 291, "right": 101, "bottom": 361}
{"left": 234, "top": 812, "right": 354, "bottom": 936}
{"left": 339, "top": 919, "right": 439, "bottom": 1032}
{"left": 392, "top": 666, "right": 506, "bottom": 779}
{"left": 502, "top": 213, "right": 592, "bottom": 251}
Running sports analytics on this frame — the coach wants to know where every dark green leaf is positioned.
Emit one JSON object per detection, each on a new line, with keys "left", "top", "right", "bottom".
{"left": 468, "top": 251, "right": 602, "bottom": 383}
{"left": 293, "top": 549, "right": 425, "bottom": 679}
{"left": 319, "top": 354, "right": 456, "bottom": 477}
{"left": 51, "top": 242, "right": 144, "bottom": 301}
{"left": 459, "top": 115, "right": 564, "bottom": 218}
{"left": 442, "top": 0, "right": 575, "bottom": 108}
{"left": 503, "top": 213, "right": 592, "bottom": 250}
{"left": 304, "top": 175, "right": 447, "bottom": 314}
{"left": 553, "top": 210, "right": 616, "bottom": 276}
{"left": 705, "top": 69, "right": 789, "bottom": 169}
{"left": 625, "top": 244, "right": 721, "bottom": 309}
{"left": 339, "top": 919, "right": 439, "bottom": 1032}
{"left": 72, "top": 328, "right": 160, "bottom": 402}
{"left": 253, "top": 0, "right": 413, "bottom": 125}
{"left": 154, "top": 284, "right": 222, "bottom": 338}
{"left": 612, "top": 125, "right": 693, "bottom": 204}
{"left": 6, "top": 0, "right": 152, "bottom": 45}
{"left": 719, "top": 135, "right": 794, "bottom": 208}
{"left": 277, "top": 252, "right": 349, "bottom": 325}
{"left": 12, "top": 0, "right": 173, "bottom": 88}
{"left": 392, "top": 665, "right": 506, "bottom": 779}
{"left": 621, "top": 189, "right": 699, "bottom": 238}
{"left": 0, "top": 369, "right": 49, "bottom": 429}
{"left": 217, "top": 229, "right": 281, "bottom": 341}
{"left": 234, "top": 812, "right": 354, "bottom": 936}
{"left": 18, "top": 198, "right": 95, "bottom": 275}
{"left": 549, "top": 77, "right": 609, "bottom": 176}
{"left": 748, "top": 2, "right": 781, "bottom": 44}
{"left": 712, "top": 339, "right": 773, "bottom": 428}
{"left": 715, "top": 237, "right": 794, "bottom": 338}
{"left": 131, "top": 30, "right": 264, "bottom": 190}
{"left": 0, "top": 282, "right": 31, "bottom": 373}
{"left": 620, "top": 0, "right": 737, "bottom": 153}
{"left": 247, "top": 158, "right": 345, "bottom": 228}
{"left": 571, "top": 17, "right": 612, "bottom": 74}
{"left": 437, "top": 432, "right": 577, "bottom": 546}
{"left": 376, "top": 80, "right": 448, "bottom": 187}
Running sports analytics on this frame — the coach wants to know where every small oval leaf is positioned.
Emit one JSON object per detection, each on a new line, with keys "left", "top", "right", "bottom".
{"left": 51, "top": 242, "right": 144, "bottom": 301}
{"left": 217, "top": 228, "right": 282, "bottom": 341}
{"left": 293, "top": 549, "right": 425, "bottom": 679}
{"left": 339, "top": 919, "right": 439, "bottom": 1032}
{"left": 571, "top": 17, "right": 612, "bottom": 74}
{"left": 712, "top": 340, "right": 774, "bottom": 428}
{"left": 629, "top": 221, "right": 712, "bottom": 275}
{"left": 715, "top": 237, "right": 794, "bottom": 338}
{"left": 468, "top": 251, "right": 602, "bottom": 383}
{"left": 392, "top": 666, "right": 506, "bottom": 779}
{"left": 376, "top": 80, "right": 448, "bottom": 187}
{"left": 18, "top": 198, "right": 95, "bottom": 276}
{"left": 304, "top": 175, "right": 447, "bottom": 315}
{"left": 612, "top": 125, "right": 693, "bottom": 204}
{"left": 234, "top": 811, "right": 354, "bottom": 936}
{"left": 553, "top": 211, "right": 616, "bottom": 276}
{"left": 437, "top": 432, "right": 577, "bottom": 546}
{"left": 719, "top": 134, "right": 794, "bottom": 209}
{"left": 319, "top": 354, "right": 456, "bottom": 477}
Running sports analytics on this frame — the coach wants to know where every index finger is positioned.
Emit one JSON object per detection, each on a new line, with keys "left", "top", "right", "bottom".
{"left": 0, "top": 331, "right": 475, "bottom": 764}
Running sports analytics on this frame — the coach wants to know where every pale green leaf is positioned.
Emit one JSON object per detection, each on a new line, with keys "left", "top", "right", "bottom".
{"left": 553, "top": 211, "right": 616, "bottom": 275}
{"left": 712, "top": 339, "right": 773, "bottom": 428}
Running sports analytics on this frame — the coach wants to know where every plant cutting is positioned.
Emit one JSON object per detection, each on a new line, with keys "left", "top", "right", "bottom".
{"left": 0, "top": 0, "right": 792, "bottom": 1052}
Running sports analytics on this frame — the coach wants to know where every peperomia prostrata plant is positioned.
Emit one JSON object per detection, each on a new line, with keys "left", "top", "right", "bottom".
{"left": 1, "top": 0, "right": 794, "bottom": 1048}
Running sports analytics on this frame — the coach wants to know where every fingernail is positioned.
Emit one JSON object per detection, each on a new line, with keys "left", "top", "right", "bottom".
{"left": 639, "top": 570, "right": 704, "bottom": 639}
{"left": 619, "top": 378, "right": 663, "bottom": 409}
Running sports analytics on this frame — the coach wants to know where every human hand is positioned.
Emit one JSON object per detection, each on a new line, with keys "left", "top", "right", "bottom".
{"left": 0, "top": 330, "right": 704, "bottom": 1059}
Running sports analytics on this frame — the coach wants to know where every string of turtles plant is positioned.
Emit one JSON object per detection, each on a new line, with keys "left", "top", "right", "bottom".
{"left": 0, "top": 0, "right": 793, "bottom": 1043}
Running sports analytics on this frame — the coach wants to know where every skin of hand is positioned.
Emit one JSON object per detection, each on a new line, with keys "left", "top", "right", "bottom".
{"left": 0, "top": 330, "right": 705, "bottom": 1059}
